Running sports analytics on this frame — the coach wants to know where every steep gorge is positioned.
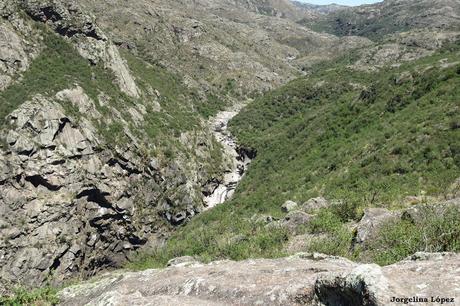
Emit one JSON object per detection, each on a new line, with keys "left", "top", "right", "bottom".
{"left": 0, "top": 0, "right": 459, "bottom": 303}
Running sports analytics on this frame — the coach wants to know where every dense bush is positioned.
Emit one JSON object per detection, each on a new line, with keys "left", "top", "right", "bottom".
{"left": 363, "top": 205, "right": 460, "bottom": 265}
{"left": 230, "top": 43, "right": 460, "bottom": 213}
{"left": 0, "top": 287, "right": 58, "bottom": 306}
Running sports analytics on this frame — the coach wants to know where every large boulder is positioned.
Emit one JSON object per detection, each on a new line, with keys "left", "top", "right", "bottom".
{"left": 58, "top": 252, "right": 460, "bottom": 306}
{"left": 402, "top": 198, "right": 460, "bottom": 224}
{"left": 281, "top": 200, "right": 298, "bottom": 213}
{"left": 301, "top": 197, "right": 329, "bottom": 213}
{"left": 282, "top": 211, "right": 313, "bottom": 234}
{"left": 266, "top": 211, "right": 313, "bottom": 234}
{"left": 355, "top": 208, "right": 401, "bottom": 245}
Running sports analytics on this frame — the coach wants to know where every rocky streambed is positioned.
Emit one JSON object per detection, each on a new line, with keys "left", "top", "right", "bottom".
{"left": 203, "top": 104, "right": 254, "bottom": 209}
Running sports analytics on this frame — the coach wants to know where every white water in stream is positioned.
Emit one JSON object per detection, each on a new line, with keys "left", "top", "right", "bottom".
{"left": 203, "top": 104, "right": 252, "bottom": 209}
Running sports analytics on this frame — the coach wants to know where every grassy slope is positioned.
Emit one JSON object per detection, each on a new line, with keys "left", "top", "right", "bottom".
{"left": 230, "top": 43, "right": 460, "bottom": 213}
{"left": 129, "top": 42, "right": 460, "bottom": 269}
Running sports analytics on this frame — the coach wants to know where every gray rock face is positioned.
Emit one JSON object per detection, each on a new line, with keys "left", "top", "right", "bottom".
{"left": 0, "top": 89, "right": 216, "bottom": 292}
{"left": 0, "top": 95, "right": 143, "bottom": 290}
{"left": 0, "top": 14, "right": 41, "bottom": 91}
{"left": 302, "top": 197, "right": 329, "bottom": 213}
{"left": 58, "top": 252, "right": 460, "bottom": 306}
{"left": 355, "top": 208, "right": 401, "bottom": 245}
{"left": 0, "top": 24, "right": 28, "bottom": 78}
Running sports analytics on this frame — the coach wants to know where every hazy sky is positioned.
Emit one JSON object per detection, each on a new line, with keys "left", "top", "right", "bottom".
{"left": 299, "top": 0, "right": 382, "bottom": 6}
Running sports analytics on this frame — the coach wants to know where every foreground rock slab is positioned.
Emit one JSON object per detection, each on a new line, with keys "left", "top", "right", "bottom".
{"left": 59, "top": 252, "right": 460, "bottom": 306}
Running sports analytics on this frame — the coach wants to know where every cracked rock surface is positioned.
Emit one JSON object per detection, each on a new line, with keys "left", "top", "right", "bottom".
{"left": 58, "top": 252, "right": 460, "bottom": 306}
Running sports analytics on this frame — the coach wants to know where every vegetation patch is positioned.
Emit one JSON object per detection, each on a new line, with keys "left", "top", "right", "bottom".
{"left": 0, "top": 286, "right": 59, "bottom": 306}
{"left": 362, "top": 205, "right": 460, "bottom": 265}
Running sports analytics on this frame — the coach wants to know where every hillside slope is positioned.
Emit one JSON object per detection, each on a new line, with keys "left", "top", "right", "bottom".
{"left": 77, "top": 0, "right": 370, "bottom": 94}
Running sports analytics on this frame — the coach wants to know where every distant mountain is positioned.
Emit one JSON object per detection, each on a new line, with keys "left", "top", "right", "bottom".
{"left": 231, "top": 0, "right": 313, "bottom": 20}
{"left": 292, "top": 1, "right": 347, "bottom": 14}
{"left": 303, "top": 0, "right": 460, "bottom": 40}
{"left": 77, "top": 0, "right": 370, "bottom": 94}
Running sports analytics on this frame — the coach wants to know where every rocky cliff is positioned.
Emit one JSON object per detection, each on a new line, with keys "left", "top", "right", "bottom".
{"left": 0, "top": 0, "right": 230, "bottom": 292}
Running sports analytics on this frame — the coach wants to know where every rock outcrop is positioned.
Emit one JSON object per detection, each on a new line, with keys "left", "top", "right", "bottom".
{"left": 281, "top": 200, "right": 299, "bottom": 213}
{"left": 0, "top": 5, "right": 42, "bottom": 91}
{"left": 355, "top": 208, "right": 401, "bottom": 245}
{"left": 0, "top": 24, "right": 28, "bottom": 90}
{"left": 58, "top": 252, "right": 460, "bottom": 306}
{"left": 0, "top": 0, "right": 230, "bottom": 292}
{"left": 0, "top": 94, "right": 151, "bottom": 290}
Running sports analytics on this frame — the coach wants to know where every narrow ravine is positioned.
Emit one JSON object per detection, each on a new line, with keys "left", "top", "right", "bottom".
{"left": 203, "top": 103, "right": 254, "bottom": 209}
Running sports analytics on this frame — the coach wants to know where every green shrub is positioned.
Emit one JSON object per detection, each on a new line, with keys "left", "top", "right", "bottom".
{"left": 0, "top": 287, "right": 59, "bottom": 306}
{"left": 308, "top": 228, "right": 354, "bottom": 258}
{"left": 127, "top": 205, "right": 289, "bottom": 270}
{"left": 305, "top": 208, "right": 354, "bottom": 257}
{"left": 364, "top": 205, "right": 460, "bottom": 265}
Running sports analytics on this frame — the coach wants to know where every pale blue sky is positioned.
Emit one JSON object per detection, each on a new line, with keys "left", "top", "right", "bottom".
{"left": 299, "top": 0, "right": 382, "bottom": 6}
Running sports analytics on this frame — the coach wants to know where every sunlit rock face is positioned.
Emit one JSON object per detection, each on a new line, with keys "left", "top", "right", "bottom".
{"left": 59, "top": 252, "right": 460, "bottom": 306}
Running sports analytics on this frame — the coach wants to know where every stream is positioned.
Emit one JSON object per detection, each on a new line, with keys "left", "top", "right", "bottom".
{"left": 203, "top": 104, "right": 254, "bottom": 209}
